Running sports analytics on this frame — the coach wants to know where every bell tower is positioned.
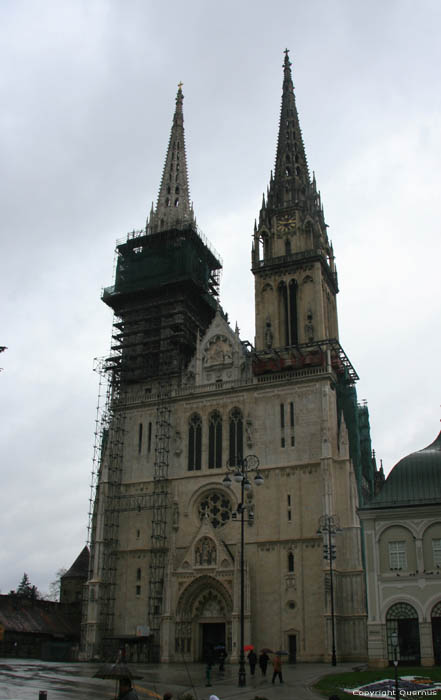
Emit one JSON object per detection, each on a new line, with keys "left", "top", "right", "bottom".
{"left": 252, "top": 50, "right": 338, "bottom": 351}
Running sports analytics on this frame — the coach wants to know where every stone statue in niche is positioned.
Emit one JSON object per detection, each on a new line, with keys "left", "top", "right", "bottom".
{"left": 172, "top": 502, "right": 179, "bottom": 530}
{"left": 174, "top": 430, "right": 183, "bottom": 456}
{"left": 304, "top": 310, "right": 314, "bottom": 343}
{"left": 245, "top": 416, "right": 253, "bottom": 448}
{"left": 264, "top": 318, "right": 273, "bottom": 349}
{"left": 195, "top": 537, "right": 217, "bottom": 566}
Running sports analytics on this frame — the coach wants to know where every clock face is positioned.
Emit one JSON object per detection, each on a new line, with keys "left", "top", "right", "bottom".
{"left": 276, "top": 216, "right": 296, "bottom": 233}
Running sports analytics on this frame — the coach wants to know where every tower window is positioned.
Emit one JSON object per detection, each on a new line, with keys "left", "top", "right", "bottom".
{"left": 281, "top": 437, "right": 285, "bottom": 448}
{"left": 148, "top": 422, "right": 152, "bottom": 453}
{"left": 136, "top": 585, "right": 141, "bottom": 596}
{"left": 285, "top": 167, "right": 291, "bottom": 176}
{"left": 288, "top": 552, "right": 294, "bottom": 572}
{"left": 174, "top": 198, "right": 179, "bottom": 207}
{"left": 138, "top": 423, "right": 143, "bottom": 455}
{"left": 136, "top": 568, "right": 141, "bottom": 581}
{"left": 290, "top": 402, "right": 294, "bottom": 427}
{"left": 229, "top": 408, "right": 243, "bottom": 466}
{"left": 285, "top": 239, "right": 291, "bottom": 255}
{"left": 188, "top": 413, "right": 202, "bottom": 471}
{"left": 280, "top": 404, "right": 285, "bottom": 428}
{"left": 209, "top": 411, "right": 223, "bottom": 469}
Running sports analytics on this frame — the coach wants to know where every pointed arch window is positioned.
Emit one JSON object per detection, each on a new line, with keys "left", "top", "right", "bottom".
{"left": 208, "top": 411, "right": 222, "bottom": 469}
{"left": 188, "top": 413, "right": 202, "bottom": 471}
{"left": 229, "top": 408, "right": 243, "bottom": 466}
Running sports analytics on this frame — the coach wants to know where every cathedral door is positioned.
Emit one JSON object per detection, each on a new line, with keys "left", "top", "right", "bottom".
{"left": 288, "top": 634, "right": 297, "bottom": 664}
{"left": 201, "top": 622, "right": 226, "bottom": 659}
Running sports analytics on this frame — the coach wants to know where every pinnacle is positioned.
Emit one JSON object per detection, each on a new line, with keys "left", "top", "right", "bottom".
{"left": 147, "top": 84, "right": 195, "bottom": 234}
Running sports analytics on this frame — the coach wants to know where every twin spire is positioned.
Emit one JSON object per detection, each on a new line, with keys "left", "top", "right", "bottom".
{"left": 260, "top": 49, "right": 326, "bottom": 225}
{"left": 147, "top": 51, "right": 325, "bottom": 235}
{"left": 147, "top": 83, "right": 195, "bottom": 234}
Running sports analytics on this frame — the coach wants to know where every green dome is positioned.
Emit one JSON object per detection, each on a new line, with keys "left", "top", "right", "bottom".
{"left": 367, "top": 431, "right": 441, "bottom": 508}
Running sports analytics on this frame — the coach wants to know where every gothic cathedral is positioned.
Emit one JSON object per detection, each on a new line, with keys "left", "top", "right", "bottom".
{"left": 82, "top": 51, "right": 377, "bottom": 664}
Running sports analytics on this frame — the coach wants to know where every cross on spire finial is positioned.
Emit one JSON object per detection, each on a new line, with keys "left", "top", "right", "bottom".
{"left": 178, "top": 81, "right": 183, "bottom": 90}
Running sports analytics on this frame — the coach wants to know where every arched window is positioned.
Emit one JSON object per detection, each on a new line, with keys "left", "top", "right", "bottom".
{"left": 285, "top": 239, "right": 291, "bottom": 255}
{"left": 208, "top": 411, "right": 222, "bottom": 469}
{"left": 188, "top": 413, "right": 202, "bottom": 471}
{"left": 386, "top": 602, "right": 420, "bottom": 664}
{"left": 229, "top": 408, "right": 243, "bottom": 466}
{"left": 288, "top": 552, "right": 294, "bottom": 572}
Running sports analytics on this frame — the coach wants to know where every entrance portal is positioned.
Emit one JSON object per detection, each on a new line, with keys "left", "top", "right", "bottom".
{"left": 201, "top": 622, "right": 225, "bottom": 660}
{"left": 288, "top": 634, "right": 297, "bottom": 664}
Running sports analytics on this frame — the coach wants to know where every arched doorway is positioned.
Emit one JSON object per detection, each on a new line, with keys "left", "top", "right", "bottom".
{"left": 175, "top": 575, "right": 233, "bottom": 661}
{"left": 431, "top": 601, "right": 441, "bottom": 665}
{"left": 386, "top": 602, "right": 421, "bottom": 665}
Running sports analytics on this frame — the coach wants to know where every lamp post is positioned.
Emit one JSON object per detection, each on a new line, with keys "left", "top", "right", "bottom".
{"left": 317, "top": 514, "right": 341, "bottom": 666}
{"left": 223, "top": 454, "right": 263, "bottom": 688}
{"left": 391, "top": 630, "right": 399, "bottom": 700}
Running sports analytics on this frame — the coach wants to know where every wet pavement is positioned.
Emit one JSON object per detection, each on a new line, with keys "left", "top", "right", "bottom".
{"left": 0, "top": 658, "right": 359, "bottom": 699}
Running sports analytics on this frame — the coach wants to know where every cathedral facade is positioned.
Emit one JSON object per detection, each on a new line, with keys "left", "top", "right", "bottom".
{"left": 82, "top": 52, "right": 376, "bottom": 664}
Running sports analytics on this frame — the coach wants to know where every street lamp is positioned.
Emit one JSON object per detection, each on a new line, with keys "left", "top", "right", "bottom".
{"left": 223, "top": 454, "right": 263, "bottom": 688}
{"left": 317, "top": 514, "right": 341, "bottom": 666}
{"left": 391, "top": 630, "right": 399, "bottom": 700}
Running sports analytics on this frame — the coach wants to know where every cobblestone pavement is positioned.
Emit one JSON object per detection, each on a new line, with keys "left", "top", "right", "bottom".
{"left": 0, "top": 658, "right": 359, "bottom": 700}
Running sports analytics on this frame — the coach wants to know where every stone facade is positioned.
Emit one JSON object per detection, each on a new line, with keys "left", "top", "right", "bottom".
{"left": 82, "top": 52, "right": 374, "bottom": 664}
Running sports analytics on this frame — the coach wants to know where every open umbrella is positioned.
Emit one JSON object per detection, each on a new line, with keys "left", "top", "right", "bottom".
{"left": 274, "top": 650, "right": 288, "bottom": 656}
{"left": 244, "top": 644, "right": 254, "bottom": 651}
{"left": 94, "top": 662, "right": 143, "bottom": 680}
{"left": 94, "top": 662, "right": 143, "bottom": 698}
{"left": 260, "top": 648, "right": 273, "bottom": 653}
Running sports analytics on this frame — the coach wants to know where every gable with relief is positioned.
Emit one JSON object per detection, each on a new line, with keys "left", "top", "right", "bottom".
{"left": 203, "top": 335, "right": 233, "bottom": 368}
{"left": 176, "top": 512, "right": 234, "bottom": 573}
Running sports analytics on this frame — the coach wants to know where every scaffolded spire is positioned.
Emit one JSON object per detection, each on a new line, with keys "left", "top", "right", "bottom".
{"left": 147, "top": 83, "right": 195, "bottom": 234}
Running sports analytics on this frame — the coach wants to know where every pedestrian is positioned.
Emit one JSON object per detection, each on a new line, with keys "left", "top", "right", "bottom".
{"left": 271, "top": 654, "right": 283, "bottom": 684}
{"left": 218, "top": 646, "right": 227, "bottom": 672}
{"left": 209, "top": 696, "right": 220, "bottom": 700}
{"left": 259, "top": 651, "right": 269, "bottom": 677}
{"left": 248, "top": 649, "right": 257, "bottom": 675}
{"left": 204, "top": 644, "right": 216, "bottom": 687}
{"left": 118, "top": 677, "right": 139, "bottom": 699}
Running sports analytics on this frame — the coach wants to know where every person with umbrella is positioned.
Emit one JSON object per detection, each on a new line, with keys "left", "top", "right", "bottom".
{"left": 247, "top": 647, "right": 257, "bottom": 676}
{"left": 259, "top": 649, "right": 270, "bottom": 677}
{"left": 118, "top": 677, "right": 139, "bottom": 699}
{"left": 271, "top": 653, "right": 284, "bottom": 684}
{"left": 215, "top": 645, "right": 227, "bottom": 673}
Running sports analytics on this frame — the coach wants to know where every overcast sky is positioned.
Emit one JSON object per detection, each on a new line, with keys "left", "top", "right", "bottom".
{"left": 1, "top": 0, "right": 440, "bottom": 595}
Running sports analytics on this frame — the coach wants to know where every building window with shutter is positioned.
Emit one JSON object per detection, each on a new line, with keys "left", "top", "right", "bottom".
{"left": 388, "top": 541, "right": 407, "bottom": 569}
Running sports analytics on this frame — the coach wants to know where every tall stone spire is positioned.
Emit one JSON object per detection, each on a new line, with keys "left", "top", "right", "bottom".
{"left": 252, "top": 50, "right": 338, "bottom": 352}
{"left": 259, "top": 50, "right": 326, "bottom": 232}
{"left": 147, "top": 83, "right": 195, "bottom": 234}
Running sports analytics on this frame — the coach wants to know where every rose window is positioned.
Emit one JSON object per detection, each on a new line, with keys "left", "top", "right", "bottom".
{"left": 198, "top": 491, "right": 232, "bottom": 528}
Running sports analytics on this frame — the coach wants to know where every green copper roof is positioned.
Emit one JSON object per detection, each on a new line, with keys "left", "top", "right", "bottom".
{"left": 364, "top": 431, "right": 441, "bottom": 508}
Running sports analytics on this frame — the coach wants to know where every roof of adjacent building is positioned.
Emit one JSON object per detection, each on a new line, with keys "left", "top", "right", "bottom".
{"left": 362, "top": 431, "right": 441, "bottom": 509}
{"left": 61, "top": 546, "right": 89, "bottom": 579}
{"left": 0, "top": 595, "right": 78, "bottom": 637}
